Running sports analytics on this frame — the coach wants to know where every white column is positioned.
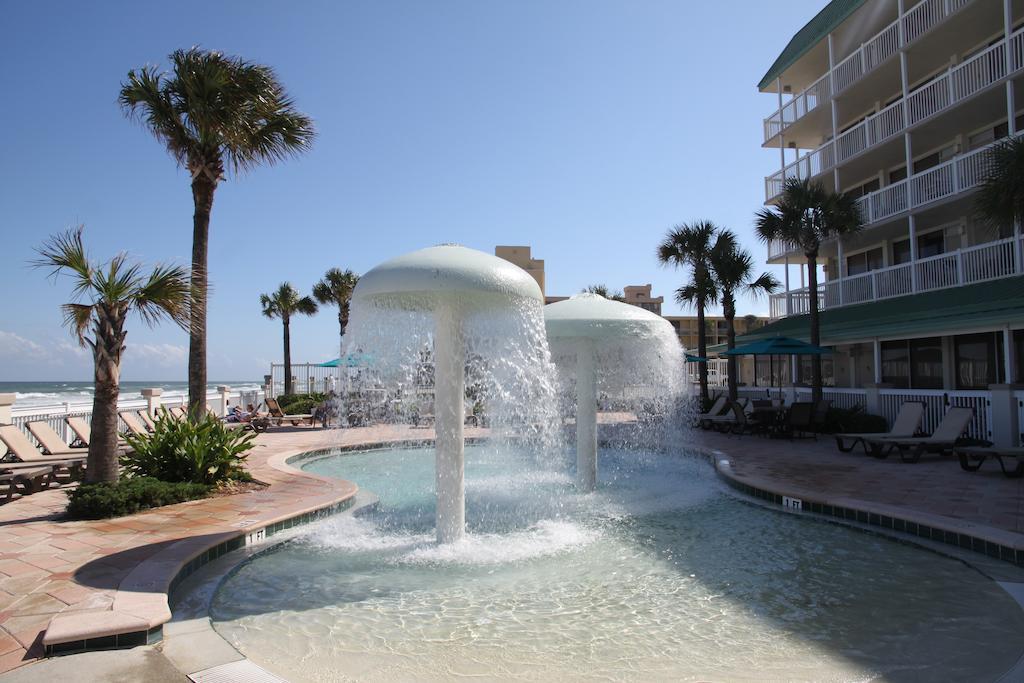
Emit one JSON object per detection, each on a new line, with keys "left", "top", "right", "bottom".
{"left": 575, "top": 340, "right": 598, "bottom": 492}
{"left": 141, "top": 388, "right": 163, "bottom": 418}
{"left": 836, "top": 240, "right": 845, "bottom": 306}
{"left": 777, "top": 77, "right": 786, "bottom": 173}
{"left": 0, "top": 393, "right": 14, "bottom": 426}
{"left": 873, "top": 339, "right": 882, "bottom": 384}
{"left": 217, "top": 385, "right": 231, "bottom": 417}
{"left": 784, "top": 257, "right": 792, "bottom": 316}
{"left": 1004, "top": 327, "right": 1017, "bottom": 384}
{"left": 909, "top": 216, "right": 919, "bottom": 292}
{"left": 1006, "top": 0, "right": 1016, "bottom": 135}
{"left": 434, "top": 303, "right": 466, "bottom": 544}
{"left": 263, "top": 375, "right": 273, "bottom": 402}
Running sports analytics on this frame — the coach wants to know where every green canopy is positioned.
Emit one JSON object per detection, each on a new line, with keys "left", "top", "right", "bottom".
{"left": 720, "top": 336, "right": 831, "bottom": 357}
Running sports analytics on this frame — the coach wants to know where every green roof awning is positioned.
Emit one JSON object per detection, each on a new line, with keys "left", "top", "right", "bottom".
{"left": 758, "top": 0, "right": 866, "bottom": 90}
{"left": 716, "top": 276, "right": 1024, "bottom": 351}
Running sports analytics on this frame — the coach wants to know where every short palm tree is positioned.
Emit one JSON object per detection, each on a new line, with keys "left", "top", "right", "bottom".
{"left": 260, "top": 283, "right": 318, "bottom": 396}
{"left": 658, "top": 221, "right": 722, "bottom": 401}
{"left": 755, "top": 178, "right": 864, "bottom": 401}
{"left": 709, "top": 232, "right": 780, "bottom": 401}
{"left": 120, "top": 48, "right": 315, "bottom": 419}
{"left": 34, "top": 227, "right": 190, "bottom": 483}
{"left": 582, "top": 284, "right": 625, "bottom": 301}
{"left": 975, "top": 136, "right": 1024, "bottom": 234}
{"left": 312, "top": 268, "right": 360, "bottom": 341}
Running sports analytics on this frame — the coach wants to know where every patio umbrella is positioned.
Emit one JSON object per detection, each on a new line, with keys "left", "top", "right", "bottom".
{"left": 719, "top": 336, "right": 831, "bottom": 389}
{"left": 685, "top": 354, "right": 708, "bottom": 363}
{"left": 318, "top": 353, "right": 374, "bottom": 367}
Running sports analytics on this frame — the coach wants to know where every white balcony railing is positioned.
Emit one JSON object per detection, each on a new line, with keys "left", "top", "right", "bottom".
{"left": 761, "top": 0, "right": 974, "bottom": 144}
{"left": 765, "top": 17, "right": 1016, "bottom": 202}
{"left": 769, "top": 235, "right": 1023, "bottom": 318}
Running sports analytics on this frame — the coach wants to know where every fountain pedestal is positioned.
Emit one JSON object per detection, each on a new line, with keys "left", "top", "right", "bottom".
{"left": 434, "top": 303, "right": 465, "bottom": 543}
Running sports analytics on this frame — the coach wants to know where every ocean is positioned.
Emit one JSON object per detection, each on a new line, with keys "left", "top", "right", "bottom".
{"left": 0, "top": 381, "right": 263, "bottom": 409}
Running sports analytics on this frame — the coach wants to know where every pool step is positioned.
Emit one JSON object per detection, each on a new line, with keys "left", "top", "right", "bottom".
{"left": 188, "top": 659, "right": 286, "bottom": 683}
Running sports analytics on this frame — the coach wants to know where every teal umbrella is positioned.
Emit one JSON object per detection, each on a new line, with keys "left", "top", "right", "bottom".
{"left": 318, "top": 353, "right": 374, "bottom": 367}
{"left": 719, "top": 336, "right": 830, "bottom": 389}
{"left": 685, "top": 354, "right": 709, "bottom": 363}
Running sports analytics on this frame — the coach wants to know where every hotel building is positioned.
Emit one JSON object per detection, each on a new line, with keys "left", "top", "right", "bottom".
{"left": 733, "top": 0, "right": 1024, "bottom": 445}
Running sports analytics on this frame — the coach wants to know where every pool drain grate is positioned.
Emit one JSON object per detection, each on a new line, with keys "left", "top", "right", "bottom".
{"left": 188, "top": 659, "right": 286, "bottom": 683}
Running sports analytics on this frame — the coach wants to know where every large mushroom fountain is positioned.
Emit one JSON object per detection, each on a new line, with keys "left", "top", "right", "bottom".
{"left": 350, "top": 245, "right": 545, "bottom": 543}
{"left": 545, "top": 293, "right": 683, "bottom": 491}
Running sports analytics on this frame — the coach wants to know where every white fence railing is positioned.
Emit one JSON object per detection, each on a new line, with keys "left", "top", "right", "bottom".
{"left": 765, "top": 21, "right": 1017, "bottom": 203}
{"left": 269, "top": 363, "right": 344, "bottom": 397}
{"left": 770, "top": 235, "right": 1023, "bottom": 317}
{"left": 878, "top": 389, "right": 991, "bottom": 441}
{"left": 762, "top": 0, "right": 974, "bottom": 146}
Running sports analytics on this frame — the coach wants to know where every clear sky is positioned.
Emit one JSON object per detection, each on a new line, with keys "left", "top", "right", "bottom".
{"left": 0, "top": 0, "right": 822, "bottom": 381}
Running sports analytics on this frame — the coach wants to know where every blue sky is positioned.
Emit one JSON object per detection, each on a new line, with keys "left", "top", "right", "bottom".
{"left": 0, "top": 0, "right": 821, "bottom": 381}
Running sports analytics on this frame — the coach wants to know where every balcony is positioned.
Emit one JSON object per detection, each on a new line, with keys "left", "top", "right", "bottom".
{"left": 763, "top": 0, "right": 974, "bottom": 145}
{"left": 769, "top": 235, "right": 1024, "bottom": 318}
{"left": 765, "top": 27, "right": 1022, "bottom": 202}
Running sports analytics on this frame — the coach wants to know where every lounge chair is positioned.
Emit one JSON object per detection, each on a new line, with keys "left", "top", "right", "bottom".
{"left": 118, "top": 411, "right": 150, "bottom": 437}
{"left": 695, "top": 395, "right": 728, "bottom": 428}
{"left": 66, "top": 416, "right": 92, "bottom": 446}
{"left": 1, "top": 466, "right": 57, "bottom": 502}
{"left": 835, "top": 401, "right": 924, "bottom": 454}
{"left": 0, "top": 425, "right": 86, "bottom": 478}
{"left": 168, "top": 406, "right": 186, "bottom": 420}
{"left": 955, "top": 446, "right": 1024, "bottom": 478}
{"left": 137, "top": 410, "right": 157, "bottom": 431}
{"left": 265, "top": 398, "right": 313, "bottom": 426}
{"left": 866, "top": 406, "right": 975, "bottom": 463}
{"left": 711, "top": 401, "right": 766, "bottom": 436}
{"left": 27, "top": 421, "right": 85, "bottom": 456}
{"left": 783, "top": 402, "right": 815, "bottom": 439}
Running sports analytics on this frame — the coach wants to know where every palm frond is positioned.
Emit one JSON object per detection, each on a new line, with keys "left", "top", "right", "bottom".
{"left": 61, "top": 303, "right": 95, "bottom": 345}
{"left": 32, "top": 226, "right": 94, "bottom": 299}
{"left": 133, "top": 264, "right": 191, "bottom": 330}
{"left": 975, "top": 137, "right": 1024, "bottom": 232}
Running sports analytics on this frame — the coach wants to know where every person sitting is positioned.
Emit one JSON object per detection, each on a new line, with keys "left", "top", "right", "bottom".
{"left": 226, "top": 404, "right": 253, "bottom": 423}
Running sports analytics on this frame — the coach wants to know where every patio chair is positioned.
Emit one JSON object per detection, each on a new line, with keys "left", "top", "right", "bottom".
{"left": 715, "top": 402, "right": 766, "bottom": 436}
{"left": 168, "top": 406, "right": 186, "bottom": 420}
{"left": 137, "top": 410, "right": 157, "bottom": 431}
{"left": 835, "top": 401, "right": 924, "bottom": 455}
{"left": 695, "top": 395, "right": 728, "bottom": 428}
{"left": 118, "top": 411, "right": 150, "bottom": 437}
{"left": 811, "top": 399, "right": 831, "bottom": 433}
{"left": 866, "top": 406, "right": 975, "bottom": 463}
{"left": 26, "top": 421, "right": 85, "bottom": 456}
{"left": 1, "top": 466, "right": 58, "bottom": 502}
{"left": 265, "top": 397, "right": 313, "bottom": 426}
{"left": 783, "top": 402, "right": 816, "bottom": 439}
{"left": 954, "top": 446, "right": 1024, "bottom": 479}
{"left": 0, "top": 425, "right": 86, "bottom": 478}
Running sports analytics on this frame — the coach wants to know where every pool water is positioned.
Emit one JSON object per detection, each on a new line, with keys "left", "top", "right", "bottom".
{"left": 210, "top": 445, "right": 1024, "bottom": 682}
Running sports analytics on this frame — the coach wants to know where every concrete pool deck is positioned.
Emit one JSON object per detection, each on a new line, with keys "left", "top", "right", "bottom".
{"left": 0, "top": 419, "right": 1020, "bottom": 677}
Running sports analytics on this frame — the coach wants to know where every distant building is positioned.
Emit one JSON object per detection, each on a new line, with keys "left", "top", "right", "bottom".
{"left": 494, "top": 246, "right": 545, "bottom": 297}
{"left": 664, "top": 315, "right": 768, "bottom": 350}
{"left": 622, "top": 284, "right": 663, "bottom": 315}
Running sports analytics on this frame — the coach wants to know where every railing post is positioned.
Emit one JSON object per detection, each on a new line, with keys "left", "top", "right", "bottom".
{"left": 140, "top": 388, "right": 162, "bottom": 418}
{"left": 263, "top": 374, "right": 274, "bottom": 401}
{"left": 956, "top": 250, "right": 965, "bottom": 285}
{"left": 0, "top": 393, "right": 14, "bottom": 427}
{"left": 217, "top": 385, "right": 231, "bottom": 417}
{"left": 988, "top": 384, "right": 1020, "bottom": 447}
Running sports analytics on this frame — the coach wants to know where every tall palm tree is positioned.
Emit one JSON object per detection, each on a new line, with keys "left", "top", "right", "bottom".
{"left": 260, "top": 283, "right": 317, "bottom": 396}
{"left": 119, "top": 48, "right": 315, "bottom": 419}
{"left": 312, "top": 268, "right": 360, "bottom": 341}
{"left": 754, "top": 178, "right": 864, "bottom": 401}
{"left": 657, "top": 221, "right": 722, "bottom": 401}
{"left": 709, "top": 232, "right": 780, "bottom": 401}
{"left": 34, "top": 227, "right": 190, "bottom": 483}
{"left": 582, "top": 284, "right": 625, "bottom": 301}
{"left": 975, "top": 136, "right": 1024, "bottom": 235}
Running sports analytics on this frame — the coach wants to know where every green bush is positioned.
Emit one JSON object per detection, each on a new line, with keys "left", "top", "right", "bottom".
{"left": 277, "top": 393, "right": 325, "bottom": 412}
{"left": 122, "top": 412, "right": 255, "bottom": 485}
{"left": 66, "top": 477, "right": 210, "bottom": 520}
{"left": 821, "top": 405, "right": 889, "bottom": 434}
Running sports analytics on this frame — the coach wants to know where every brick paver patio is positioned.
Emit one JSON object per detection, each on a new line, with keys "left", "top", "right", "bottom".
{"left": 0, "top": 421, "right": 1021, "bottom": 674}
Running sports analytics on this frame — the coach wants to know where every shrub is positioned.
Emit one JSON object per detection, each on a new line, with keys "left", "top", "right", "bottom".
{"left": 122, "top": 413, "right": 255, "bottom": 485}
{"left": 66, "top": 477, "right": 210, "bottom": 520}
{"left": 277, "top": 393, "right": 325, "bottom": 411}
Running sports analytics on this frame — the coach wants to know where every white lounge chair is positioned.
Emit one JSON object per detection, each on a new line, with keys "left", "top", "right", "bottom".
{"left": 0, "top": 425, "right": 86, "bottom": 478}
{"left": 834, "top": 401, "right": 924, "bottom": 455}
{"left": 866, "top": 406, "right": 975, "bottom": 463}
{"left": 118, "top": 411, "right": 150, "bottom": 437}
{"left": 955, "top": 446, "right": 1024, "bottom": 478}
{"left": 695, "top": 395, "right": 728, "bottom": 428}
{"left": 27, "top": 421, "right": 85, "bottom": 456}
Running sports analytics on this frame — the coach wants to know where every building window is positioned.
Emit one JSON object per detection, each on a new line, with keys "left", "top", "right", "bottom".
{"left": 954, "top": 332, "right": 1005, "bottom": 389}
{"left": 846, "top": 178, "right": 881, "bottom": 199}
{"left": 889, "top": 166, "right": 907, "bottom": 183}
{"left": 881, "top": 341, "right": 910, "bottom": 388}
{"left": 846, "top": 247, "right": 884, "bottom": 276}
{"left": 909, "top": 338, "right": 943, "bottom": 389}
{"left": 1015, "top": 329, "right": 1024, "bottom": 384}
{"left": 892, "top": 230, "right": 945, "bottom": 265}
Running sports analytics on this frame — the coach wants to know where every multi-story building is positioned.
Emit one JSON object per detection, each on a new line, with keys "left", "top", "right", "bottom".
{"left": 495, "top": 246, "right": 546, "bottom": 297}
{"left": 736, "top": 0, "right": 1024, "bottom": 445}
{"left": 622, "top": 284, "right": 664, "bottom": 314}
{"left": 665, "top": 315, "right": 767, "bottom": 350}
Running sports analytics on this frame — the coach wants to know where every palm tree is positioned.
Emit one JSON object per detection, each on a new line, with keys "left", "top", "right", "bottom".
{"left": 709, "top": 232, "right": 780, "bottom": 401}
{"left": 657, "top": 221, "right": 722, "bottom": 401}
{"left": 260, "top": 283, "right": 317, "bottom": 396}
{"left": 754, "top": 177, "right": 864, "bottom": 401}
{"left": 34, "top": 227, "right": 190, "bottom": 483}
{"left": 975, "top": 136, "right": 1024, "bottom": 235}
{"left": 119, "top": 48, "right": 315, "bottom": 419}
{"left": 582, "top": 284, "right": 625, "bottom": 301}
{"left": 312, "top": 268, "right": 360, "bottom": 341}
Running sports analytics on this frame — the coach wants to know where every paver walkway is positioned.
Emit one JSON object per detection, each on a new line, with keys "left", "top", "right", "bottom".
{"left": 0, "top": 422, "right": 1021, "bottom": 675}
{"left": 0, "top": 424, "right": 480, "bottom": 674}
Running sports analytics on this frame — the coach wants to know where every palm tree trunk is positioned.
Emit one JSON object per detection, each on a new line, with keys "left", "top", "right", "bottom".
{"left": 338, "top": 309, "right": 345, "bottom": 341}
{"left": 86, "top": 308, "right": 124, "bottom": 483}
{"left": 697, "top": 302, "right": 709, "bottom": 402}
{"left": 188, "top": 175, "right": 216, "bottom": 421}
{"left": 283, "top": 316, "right": 292, "bottom": 396}
{"left": 724, "top": 297, "right": 737, "bottom": 402}
{"left": 807, "top": 254, "right": 822, "bottom": 403}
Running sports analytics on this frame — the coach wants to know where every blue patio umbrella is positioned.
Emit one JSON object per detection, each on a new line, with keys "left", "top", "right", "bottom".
{"left": 719, "top": 336, "right": 830, "bottom": 388}
{"left": 685, "top": 354, "right": 709, "bottom": 363}
{"left": 318, "top": 353, "right": 374, "bottom": 367}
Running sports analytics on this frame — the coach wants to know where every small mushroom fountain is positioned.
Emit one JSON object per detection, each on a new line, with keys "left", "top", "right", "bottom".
{"left": 545, "top": 293, "right": 683, "bottom": 491}
{"left": 350, "top": 244, "right": 545, "bottom": 543}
